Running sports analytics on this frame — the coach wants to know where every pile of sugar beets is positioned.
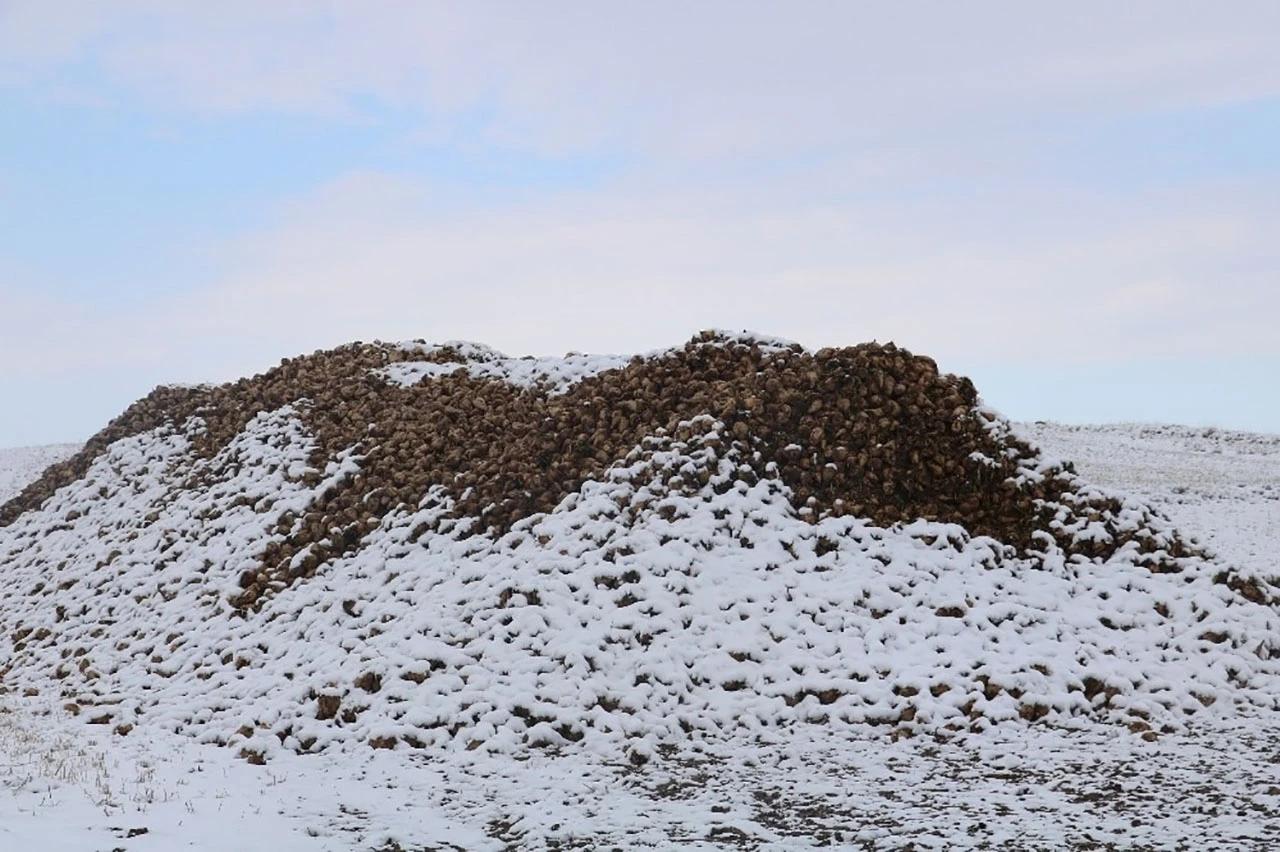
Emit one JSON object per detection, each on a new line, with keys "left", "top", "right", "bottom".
{"left": 6, "top": 330, "right": 1252, "bottom": 613}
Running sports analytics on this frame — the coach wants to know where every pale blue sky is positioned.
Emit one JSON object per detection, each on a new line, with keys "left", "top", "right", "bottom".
{"left": 2, "top": 3, "right": 1278, "bottom": 447}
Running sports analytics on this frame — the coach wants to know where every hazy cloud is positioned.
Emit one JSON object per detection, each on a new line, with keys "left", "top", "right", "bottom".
{"left": 66, "top": 173, "right": 1267, "bottom": 379}
{"left": 4, "top": 2, "right": 1280, "bottom": 159}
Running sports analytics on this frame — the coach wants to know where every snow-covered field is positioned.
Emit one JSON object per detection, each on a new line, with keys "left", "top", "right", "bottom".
{"left": 1018, "top": 423, "right": 1280, "bottom": 580}
{"left": 3, "top": 422, "right": 1280, "bottom": 851}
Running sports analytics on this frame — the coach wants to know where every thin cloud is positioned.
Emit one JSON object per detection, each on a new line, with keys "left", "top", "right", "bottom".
{"left": 4, "top": 3, "right": 1280, "bottom": 159}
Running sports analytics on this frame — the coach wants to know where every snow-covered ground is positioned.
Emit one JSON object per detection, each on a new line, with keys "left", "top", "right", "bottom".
{"left": 1017, "top": 422, "right": 1280, "bottom": 580}
{"left": 3, "top": 422, "right": 1280, "bottom": 850}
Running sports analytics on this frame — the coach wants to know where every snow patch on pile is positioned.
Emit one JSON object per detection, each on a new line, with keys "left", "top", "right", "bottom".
{"left": 377, "top": 330, "right": 801, "bottom": 393}
{"left": 3, "top": 412, "right": 1279, "bottom": 766}
{"left": 377, "top": 345, "right": 632, "bottom": 394}
{"left": 0, "top": 444, "right": 80, "bottom": 503}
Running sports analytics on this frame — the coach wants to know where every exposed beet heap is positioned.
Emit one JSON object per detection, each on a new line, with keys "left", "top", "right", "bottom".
{"left": 4, "top": 331, "right": 1193, "bottom": 613}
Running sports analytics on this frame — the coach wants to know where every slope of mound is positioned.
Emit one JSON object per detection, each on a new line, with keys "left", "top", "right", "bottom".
{"left": 1, "top": 332, "right": 1277, "bottom": 764}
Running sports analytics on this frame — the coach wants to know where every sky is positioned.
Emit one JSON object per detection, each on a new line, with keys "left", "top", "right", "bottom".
{"left": 1, "top": 2, "right": 1278, "bottom": 447}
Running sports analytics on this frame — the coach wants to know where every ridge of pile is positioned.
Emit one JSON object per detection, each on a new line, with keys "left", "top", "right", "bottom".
{"left": 1, "top": 331, "right": 1278, "bottom": 764}
{"left": 2, "top": 331, "right": 1202, "bottom": 610}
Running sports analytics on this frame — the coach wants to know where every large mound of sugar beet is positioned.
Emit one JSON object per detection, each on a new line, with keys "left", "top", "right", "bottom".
{"left": 1, "top": 331, "right": 1195, "bottom": 611}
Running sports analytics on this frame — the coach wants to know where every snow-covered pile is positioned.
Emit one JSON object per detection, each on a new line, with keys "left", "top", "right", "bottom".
{"left": 2, "top": 333, "right": 1278, "bottom": 766}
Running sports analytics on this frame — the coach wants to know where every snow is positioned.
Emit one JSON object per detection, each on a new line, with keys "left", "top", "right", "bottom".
{"left": 5, "top": 685, "right": 1280, "bottom": 849}
{"left": 376, "top": 329, "right": 801, "bottom": 393}
{"left": 377, "top": 342, "right": 633, "bottom": 393}
{"left": 3, "top": 420, "right": 1280, "bottom": 849}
